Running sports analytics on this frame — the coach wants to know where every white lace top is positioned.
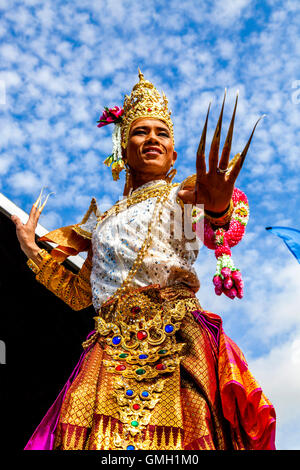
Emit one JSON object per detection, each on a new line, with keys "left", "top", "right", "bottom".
{"left": 80, "top": 180, "right": 201, "bottom": 312}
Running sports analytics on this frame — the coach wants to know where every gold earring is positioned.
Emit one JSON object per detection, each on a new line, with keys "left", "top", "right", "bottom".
{"left": 123, "top": 160, "right": 133, "bottom": 196}
{"left": 124, "top": 161, "right": 130, "bottom": 184}
{"left": 165, "top": 164, "right": 177, "bottom": 183}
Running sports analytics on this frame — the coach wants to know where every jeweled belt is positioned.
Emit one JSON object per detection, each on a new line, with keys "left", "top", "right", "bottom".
{"left": 83, "top": 283, "right": 200, "bottom": 378}
{"left": 81, "top": 284, "right": 199, "bottom": 448}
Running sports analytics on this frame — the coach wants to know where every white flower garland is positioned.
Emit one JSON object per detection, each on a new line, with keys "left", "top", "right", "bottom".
{"left": 112, "top": 122, "right": 122, "bottom": 163}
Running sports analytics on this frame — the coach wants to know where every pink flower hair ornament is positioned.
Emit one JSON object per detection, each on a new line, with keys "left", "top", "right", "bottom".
{"left": 192, "top": 187, "right": 249, "bottom": 300}
{"left": 97, "top": 106, "right": 124, "bottom": 128}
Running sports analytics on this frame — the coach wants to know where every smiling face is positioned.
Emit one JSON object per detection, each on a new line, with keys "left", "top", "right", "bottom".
{"left": 123, "top": 118, "right": 177, "bottom": 179}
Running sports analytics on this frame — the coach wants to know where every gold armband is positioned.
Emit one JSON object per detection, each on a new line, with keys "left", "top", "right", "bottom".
{"left": 204, "top": 199, "right": 234, "bottom": 227}
{"left": 27, "top": 249, "right": 50, "bottom": 274}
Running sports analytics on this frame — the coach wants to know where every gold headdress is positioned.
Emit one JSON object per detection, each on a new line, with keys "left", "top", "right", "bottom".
{"left": 121, "top": 69, "right": 174, "bottom": 149}
{"left": 97, "top": 69, "right": 174, "bottom": 181}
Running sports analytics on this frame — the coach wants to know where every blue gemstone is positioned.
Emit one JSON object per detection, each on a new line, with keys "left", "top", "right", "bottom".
{"left": 127, "top": 445, "right": 135, "bottom": 450}
{"left": 126, "top": 389, "right": 134, "bottom": 397}
{"left": 165, "top": 324, "right": 174, "bottom": 333}
{"left": 141, "top": 391, "right": 149, "bottom": 398}
{"left": 139, "top": 354, "right": 148, "bottom": 359}
{"left": 112, "top": 336, "right": 121, "bottom": 345}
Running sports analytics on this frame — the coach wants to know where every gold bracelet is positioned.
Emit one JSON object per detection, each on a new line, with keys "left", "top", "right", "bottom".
{"left": 204, "top": 199, "right": 234, "bottom": 227}
{"left": 26, "top": 249, "right": 50, "bottom": 274}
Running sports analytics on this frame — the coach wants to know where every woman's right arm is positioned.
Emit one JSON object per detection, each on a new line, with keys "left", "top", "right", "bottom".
{"left": 11, "top": 203, "right": 93, "bottom": 311}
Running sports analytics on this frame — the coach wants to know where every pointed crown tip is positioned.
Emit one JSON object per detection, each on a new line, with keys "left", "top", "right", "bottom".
{"left": 138, "top": 68, "right": 144, "bottom": 80}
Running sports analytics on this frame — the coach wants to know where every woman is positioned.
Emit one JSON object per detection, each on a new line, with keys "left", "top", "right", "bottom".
{"left": 12, "top": 71, "right": 276, "bottom": 450}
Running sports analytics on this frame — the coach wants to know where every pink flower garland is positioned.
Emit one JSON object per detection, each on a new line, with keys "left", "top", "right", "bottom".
{"left": 192, "top": 187, "right": 249, "bottom": 300}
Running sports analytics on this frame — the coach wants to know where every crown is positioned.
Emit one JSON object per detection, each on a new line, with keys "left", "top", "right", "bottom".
{"left": 97, "top": 70, "right": 174, "bottom": 181}
{"left": 121, "top": 69, "right": 174, "bottom": 148}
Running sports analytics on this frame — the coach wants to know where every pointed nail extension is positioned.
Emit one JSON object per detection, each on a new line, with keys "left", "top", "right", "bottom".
{"left": 221, "top": 91, "right": 239, "bottom": 160}
{"left": 196, "top": 102, "right": 211, "bottom": 162}
{"left": 210, "top": 89, "right": 226, "bottom": 156}
{"left": 195, "top": 103, "right": 211, "bottom": 205}
{"left": 38, "top": 192, "right": 55, "bottom": 213}
{"left": 239, "top": 115, "right": 266, "bottom": 167}
{"left": 33, "top": 187, "right": 45, "bottom": 208}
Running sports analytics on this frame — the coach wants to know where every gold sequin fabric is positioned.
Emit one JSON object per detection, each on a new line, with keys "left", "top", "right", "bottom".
{"left": 53, "top": 284, "right": 231, "bottom": 450}
{"left": 35, "top": 249, "right": 93, "bottom": 311}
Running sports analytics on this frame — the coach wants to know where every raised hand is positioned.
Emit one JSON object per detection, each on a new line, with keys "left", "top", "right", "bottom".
{"left": 178, "top": 90, "right": 263, "bottom": 213}
{"left": 11, "top": 188, "right": 52, "bottom": 261}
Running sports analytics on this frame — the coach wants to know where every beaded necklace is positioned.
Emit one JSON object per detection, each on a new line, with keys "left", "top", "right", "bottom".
{"left": 101, "top": 182, "right": 173, "bottom": 305}
{"left": 97, "top": 180, "right": 178, "bottom": 227}
{"left": 82, "top": 183, "right": 174, "bottom": 351}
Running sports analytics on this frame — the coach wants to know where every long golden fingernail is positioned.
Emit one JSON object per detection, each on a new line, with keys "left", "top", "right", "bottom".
{"left": 33, "top": 187, "right": 45, "bottom": 208}
{"left": 210, "top": 90, "right": 226, "bottom": 153}
{"left": 196, "top": 102, "right": 211, "bottom": 163}
{"left": 239, "top": 115, "right": 266, "bottom": 167}
{"left": 222, "top": 91, "right": 238, "bottom": 158}
{"left": 38, "top": 192, "right": 55, "bottom": 213}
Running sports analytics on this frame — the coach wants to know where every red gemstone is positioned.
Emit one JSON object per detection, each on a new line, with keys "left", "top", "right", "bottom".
{"left": 137, "top": 330, "right": 148, "bottom": 340}
{"left": 156, "top": 363, "right": 166, "bottom": 371}
{"left": 116, "top": 364, "right": 126, "bottom": 371}
{"left": 133, "top": 404, "right": 140, "bottom": 410}
{"left": 131, "top": 306, "right": 141, "bottom": 315}
{"left": 148, "top": 108, "right": 152, "bottom": 112}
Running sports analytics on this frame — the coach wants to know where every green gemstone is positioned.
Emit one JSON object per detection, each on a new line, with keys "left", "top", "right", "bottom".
{"left": 136, "top": 368, "right": 146, "bottom": 375}
{"left": 131, "top": 420, "right": 139, "bottom": 427}
{"left": 119, "top": 353, "right": 128, "bottom": 359}
{"left": 158, "top": 349, "right": 167, "bottom": 355}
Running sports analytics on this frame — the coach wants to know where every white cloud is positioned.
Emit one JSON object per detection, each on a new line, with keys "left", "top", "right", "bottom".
{"left": 0, "top": 44, "right": 21, "bottom": 62}
{"left": 0, "top": 118, "right": 26, "bottom": 148}
{"left": 78, "top": 23, "right": 99, "bottom": 46}
{"left": 0, "top": 152, "right": 14, "bottom": 174}
{"left": 210, "top": 0, "right": 252, "bottom": 25}
{"left": 249, "top": 333, "right": 300, "bottom": 450}
{"left": 0, "top": 70, "right": 21, "bottom": 89}
{"left": 8, "top": 170, "right": 42, "bottom": 194}
{"left": 35, "top": 3, "right": 55, "bottom": 29}
{"left": 66, "top": 128, "right": 94, "bottom": 150}
{"left": 39, "top": 209, "right": 63, "bottom": 231}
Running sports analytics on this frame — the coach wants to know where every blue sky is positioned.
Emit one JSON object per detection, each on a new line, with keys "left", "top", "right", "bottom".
{"left": 1, "top": 0, "right": 300, "bottom": 450}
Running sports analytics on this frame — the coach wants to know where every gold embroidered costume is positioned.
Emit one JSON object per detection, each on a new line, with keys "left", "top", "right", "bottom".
{"left": 24, "top": 72, "right": 276, "bottom": 451}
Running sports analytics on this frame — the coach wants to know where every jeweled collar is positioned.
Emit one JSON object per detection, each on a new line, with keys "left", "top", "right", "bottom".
{"left": 129, "top": 179, "right": 167, "bottom": 196}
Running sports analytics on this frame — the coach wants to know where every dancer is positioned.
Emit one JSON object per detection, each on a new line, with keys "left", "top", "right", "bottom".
{"left": 12, "top": 71, "right": 276, "bottom": 450}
